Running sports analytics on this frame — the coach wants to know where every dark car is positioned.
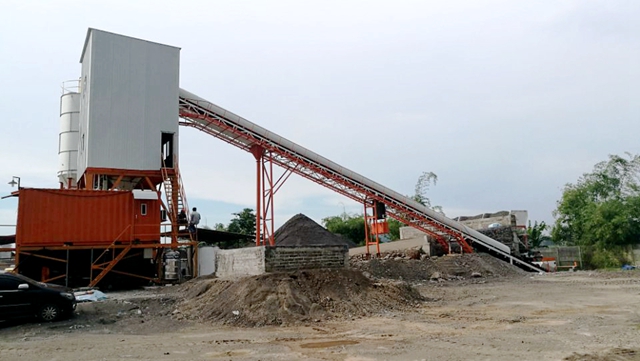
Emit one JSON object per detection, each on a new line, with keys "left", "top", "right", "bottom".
{"left": 0, "top": 272, "right": 76, "bottom": 322}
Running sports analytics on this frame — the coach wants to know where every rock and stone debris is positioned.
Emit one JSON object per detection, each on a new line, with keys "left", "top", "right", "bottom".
{"left": 350, "top": 252, "right": 527, "bottom": 282}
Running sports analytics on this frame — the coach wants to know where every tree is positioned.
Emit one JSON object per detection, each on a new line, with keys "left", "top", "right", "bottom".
{"left": 227, "top": 208, "right": 256, "bottom": 236}
{"left": 527, "top": 220, "right": 551, "bottom": 249}
{"left": 387, "top": 218, "right": 402, "bottom": 240}
{"left": 322, "top": 212, "right": 366, "bottom": 246}
{"left": 412, "top": 171, "right": 444, "bottom": 214}
{"left": 213, "top": 223, "right": 227, "bottom": 231}
{"left": 552, "top": 153, "right": 640, "bottom": 267}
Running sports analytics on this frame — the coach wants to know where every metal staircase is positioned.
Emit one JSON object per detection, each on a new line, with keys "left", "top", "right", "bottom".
{"left": 161, "top": 157, "right": 192, "bottom": 244}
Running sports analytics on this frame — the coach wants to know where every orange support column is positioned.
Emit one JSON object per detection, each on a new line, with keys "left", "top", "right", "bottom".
{"left": 363, "top": 200, "right": 383, "bottom": 258}
{"left": 250, "top": 145, "right": 263, "bottom": 246}
{"left": 250, "top": 145, "right": 290, "bottom": 247}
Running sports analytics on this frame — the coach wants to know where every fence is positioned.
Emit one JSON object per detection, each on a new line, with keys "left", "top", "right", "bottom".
{"left": 539, "top": 246, "right": 582, "bottom": 270}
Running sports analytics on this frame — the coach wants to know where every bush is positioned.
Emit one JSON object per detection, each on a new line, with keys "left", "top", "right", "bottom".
{"left": 582, "top": 246, "right": 632, "bottom": 269}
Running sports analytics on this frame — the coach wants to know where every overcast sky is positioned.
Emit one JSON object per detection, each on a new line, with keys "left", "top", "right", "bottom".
{"left": 0, "top": 0, "right": 638, "bottom": 235}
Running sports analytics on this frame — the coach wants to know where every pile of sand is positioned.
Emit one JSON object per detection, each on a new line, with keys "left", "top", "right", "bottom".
{"left": 174, "top": 269, "right": 425, "bottom": 327}
{"left": 274, "top": 213, "right": 356, "bottom": 248}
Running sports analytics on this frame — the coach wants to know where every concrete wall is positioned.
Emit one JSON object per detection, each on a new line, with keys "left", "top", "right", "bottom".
{"left": 400, "top": 226, "right": 428, "bottom": 240}
{"left": 264, "top": 246, "right": 348, "bottom": 272}
{"left": 198, "top": 246, "right": 218, "bottom": 276}
{"left": 632, "top": 245, "right": 640, "bottom": 266}
{"left": 453, "top": 210, "right": 528, "bottom": 230}
{"left": 398, "top": 226, "right": 431, "bottom": 255}
{"left": 510, "top": 210, "right": 528, "bottom": 227}
{"left": 215, "top": 247, "right": 265, "bottom": 278}
{"left": 214, "top": 245, "right": 348, "bottom": 277}
{"left": 459, "top": 214, "right": 514, "bottom": 230}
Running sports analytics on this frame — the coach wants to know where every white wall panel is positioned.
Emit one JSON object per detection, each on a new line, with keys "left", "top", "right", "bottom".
{"left": 78, "top": 29, "right": 180, "bottom": 176}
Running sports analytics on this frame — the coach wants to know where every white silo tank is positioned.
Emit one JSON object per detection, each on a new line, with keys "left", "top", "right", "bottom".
{"left": 58, "top": 81, "right": 80, "bottom": 188}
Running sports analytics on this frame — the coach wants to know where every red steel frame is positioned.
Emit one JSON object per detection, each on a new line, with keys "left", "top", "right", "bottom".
{"left": 363, "top": 200, "right": 382, "bottom": 257}
{"left": 250, "top": 145, "right": 293, "bottom": 246}
{"left": 178, "top": 97, "right": 473, "bottom": 255}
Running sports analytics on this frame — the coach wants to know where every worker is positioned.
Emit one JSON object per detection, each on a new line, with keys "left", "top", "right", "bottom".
{"left": 189, "top": 207, "right": 201, "bottom": 235}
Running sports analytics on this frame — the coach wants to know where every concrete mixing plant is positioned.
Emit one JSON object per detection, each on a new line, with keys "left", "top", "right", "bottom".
{"left": 2, "top": 28, "right": 544, "bottom": 288}
{"left": 5, "top": 29, "right": 194, "bottom": 288}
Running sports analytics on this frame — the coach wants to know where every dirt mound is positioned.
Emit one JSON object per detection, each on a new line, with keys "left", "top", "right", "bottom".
{"left": 563, "top": 348, "right": 640, "bottom": 361}
{"left": 274, "top": 213, "right": 356, "bottom": 248}
{"left": 351, "top": 253, "right": 527, "bottom": 282}
{"left": 174, "top": 269, "right": 425, "bottom": 327}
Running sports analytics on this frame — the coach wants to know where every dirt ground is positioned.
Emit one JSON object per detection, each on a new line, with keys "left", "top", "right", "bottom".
{"left": 1, "top": 266, "right": 640, "bottom": 360}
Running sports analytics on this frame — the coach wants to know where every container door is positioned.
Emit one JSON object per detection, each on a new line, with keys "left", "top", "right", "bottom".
{"left": 134, "top": 200, "right": 149, "bottom": 241}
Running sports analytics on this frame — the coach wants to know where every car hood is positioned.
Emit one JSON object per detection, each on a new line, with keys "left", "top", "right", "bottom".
{"left": 40, "top": 283, "right": 73, "bottom": 293}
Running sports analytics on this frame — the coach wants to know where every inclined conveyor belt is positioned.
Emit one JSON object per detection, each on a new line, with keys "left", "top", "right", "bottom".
{"left": 178, "top": 88, "right": 543, "bottom": 272}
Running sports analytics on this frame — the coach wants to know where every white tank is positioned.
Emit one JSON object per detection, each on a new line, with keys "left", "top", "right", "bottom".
{"left": 58, "top": 81, "right": 80, "bottom": 188}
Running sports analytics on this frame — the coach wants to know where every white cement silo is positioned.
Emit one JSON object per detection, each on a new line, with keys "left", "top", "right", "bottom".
{"left": 58, "top": 81, "right": 80, "bottom": 188}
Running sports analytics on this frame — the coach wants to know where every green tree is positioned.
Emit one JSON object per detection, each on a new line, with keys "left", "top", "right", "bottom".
{"left": 412, "top": 171, "right": 444, "bottom": 214}
{"left": 552, "top": 153, "right": 640, "bottom": 267}
{"left": 527, "top": 220, "right": 551, "bottom": 249}
{"left": 213, "top": 223, "right": 227, "bottom": 231}
{"left": 227, "top": 208, "right": 256, "bottom": 236}
{"left": 322, "top": 212, "right": 366, "bottom": 246}
{"left": 387, "top": 218, "right": 402, "bottom": 240}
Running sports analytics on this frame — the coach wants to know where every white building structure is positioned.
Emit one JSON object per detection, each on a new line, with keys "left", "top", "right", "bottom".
{"left": 77, "top": 28, "right": 180, "bottom": 187}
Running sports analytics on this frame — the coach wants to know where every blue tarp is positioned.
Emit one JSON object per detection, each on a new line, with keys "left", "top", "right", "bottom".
{"left": 74, "top": 289, "right": 108, "bottom": 302}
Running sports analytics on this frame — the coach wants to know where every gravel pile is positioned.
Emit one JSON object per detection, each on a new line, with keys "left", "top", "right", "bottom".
{"left": 274, "top": 213, "right": 356, "bottom": 248}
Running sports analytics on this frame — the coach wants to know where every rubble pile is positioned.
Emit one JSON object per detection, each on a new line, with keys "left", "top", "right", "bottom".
{"left": 174, "top": 268, "right": 425, "bottom": 327}
{"left": 350, "top": 253, "right": 527, "bottom": 282}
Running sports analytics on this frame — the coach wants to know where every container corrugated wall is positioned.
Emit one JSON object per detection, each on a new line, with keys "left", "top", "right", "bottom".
{"left": 16, "top": 189, "right": 149, "bottom": 247}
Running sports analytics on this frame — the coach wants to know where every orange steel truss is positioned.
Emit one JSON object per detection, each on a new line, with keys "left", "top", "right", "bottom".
{"left": 178, "top": 99, "right": 473, "bottom": 255}
{"left": 250, "top": 145, "right": 293, "bottom": 246}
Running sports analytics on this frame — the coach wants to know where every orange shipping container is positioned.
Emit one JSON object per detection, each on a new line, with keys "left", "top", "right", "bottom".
{"left": 16, "top": 188, "right": 161, "bottom": 247}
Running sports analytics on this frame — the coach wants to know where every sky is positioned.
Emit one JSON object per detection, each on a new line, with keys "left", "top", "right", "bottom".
{"left": 0, "top": 0, "right": 638, "bottom": 236}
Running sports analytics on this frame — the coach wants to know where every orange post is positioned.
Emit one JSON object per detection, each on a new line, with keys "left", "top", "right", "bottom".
{"left": 250, "top": 145, "right": 264, "bottom": 246}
